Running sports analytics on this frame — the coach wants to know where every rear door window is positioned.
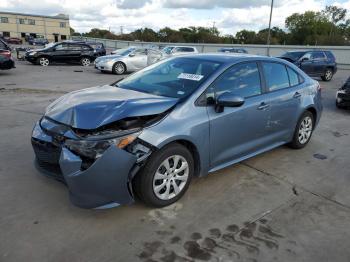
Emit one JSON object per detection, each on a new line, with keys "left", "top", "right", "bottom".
{"left": 311, "top": 51, "right": 326, "bottom": 61}
{"left": 262, "top": 62, "right": 290, "bottom": 91}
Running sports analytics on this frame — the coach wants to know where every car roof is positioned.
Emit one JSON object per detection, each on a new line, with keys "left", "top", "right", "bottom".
{"left": 286, "top": 50, "right": 331, "bottom": 53}
{"left": 166, "top": 46, "right": 196, "bottom": 48}
{"left": 176, "top": 53, "right": 282, "bottom": 64}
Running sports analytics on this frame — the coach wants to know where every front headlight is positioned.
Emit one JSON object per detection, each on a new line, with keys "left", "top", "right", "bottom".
{"left": 65, "top": 131, "right": 141, "bottom": 159}
{"left": 28, "top": 51, "right": 37, "bottom": 56}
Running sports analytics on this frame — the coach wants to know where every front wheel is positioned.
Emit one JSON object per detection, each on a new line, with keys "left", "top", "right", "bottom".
{"left": 112, "top": 62, "right": 126, "bottom": 75}
{"left": 288, "top": 111, "right": 314, "bottom": 149}
{"left": 80, "top": 57, "right": 91, "bottom": 66}
{"left": 133, "top": 143, "right": 194, "bottom": 207}
{"left": 38, "top": 57, "right": 50, "bottom": 66}
{"left": 321, "top": 68, "right": 333, "bottom": 81}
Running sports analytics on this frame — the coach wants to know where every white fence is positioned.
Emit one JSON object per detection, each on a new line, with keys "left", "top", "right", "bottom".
{"left": 76, "top": 37, "right": 350, "bottom": 69}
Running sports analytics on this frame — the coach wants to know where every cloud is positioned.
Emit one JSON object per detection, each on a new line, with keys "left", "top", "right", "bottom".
{"left": 1, "top": 0, "right": 346, "bottom": 35}
{"left": 116, "top": 0, "right": 151, "bottom": 9}
{"left": 163, "top": 0, "right": 285, "bottom": 9}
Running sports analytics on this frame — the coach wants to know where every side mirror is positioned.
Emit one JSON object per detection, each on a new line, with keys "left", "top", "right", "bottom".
{"left": 129, "top": 53, "right": 135, "bottom": 57}
{"left": 215, "top": 92, "right": 245, "bottom": 113}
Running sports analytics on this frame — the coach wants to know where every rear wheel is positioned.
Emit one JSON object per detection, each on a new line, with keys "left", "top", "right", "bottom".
{"left": 38, "top": 57, "right": 50, "bottom": 66}
{"left": 133, "top": 143, "right": 194, "bottom": 207}
{"left": 288, "top": 111, "right": 314, "bottom": 149}
{"left": 80, "top": 57, "right": 91, "bottom": 66}
{"left": 112, "top": 62, "right": 126, "bottom": 75}
{"left": 321, "top": 68, "right": 333, "bottom": 81}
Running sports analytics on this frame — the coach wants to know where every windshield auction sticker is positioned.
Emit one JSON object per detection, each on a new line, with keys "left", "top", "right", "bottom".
{"left": 178, "top": 73, "right": 204, "bottom": 81}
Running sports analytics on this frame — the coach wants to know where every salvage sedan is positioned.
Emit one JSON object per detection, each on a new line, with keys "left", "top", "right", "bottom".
{"left": 94, "top": 47, "right": 148, "bottom": 75}
{"left": 32, "top": 54, "right": 322, "bottom": 209}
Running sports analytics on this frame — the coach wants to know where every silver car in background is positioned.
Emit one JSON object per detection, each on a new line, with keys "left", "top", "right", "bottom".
{"left": 94, "top": 47, "right": 148, "bottom": 75}
{"left": 146, "top": 46, "right": 200, "bottom": 66}
{"left": 162, "top": 46, "right": 198, "bottom": 58}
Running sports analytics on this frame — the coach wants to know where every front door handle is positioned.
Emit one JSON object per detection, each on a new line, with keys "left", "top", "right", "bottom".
{"left": 293, "top": 92, "right": 302, "bottom": 98}
{"left": 257, "top": 102, "right": 269, "bottom": 110}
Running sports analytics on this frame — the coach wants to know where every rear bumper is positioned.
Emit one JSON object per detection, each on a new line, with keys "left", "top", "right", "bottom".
{"left": 31, "top": 121, "right": 137, "bottom": 209}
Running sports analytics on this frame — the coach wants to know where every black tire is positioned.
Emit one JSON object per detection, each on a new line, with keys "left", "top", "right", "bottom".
{"left": 112, "top": 62, "right": 126, "bottom": 75}
{"left": 288, "top": 111, "right": 314, "bottom": 149}
{"left": 321, "top": 68, "right": 333, "bottom": 81}
{"left": 133, "top": 143, "right": 194, "bottom": 207}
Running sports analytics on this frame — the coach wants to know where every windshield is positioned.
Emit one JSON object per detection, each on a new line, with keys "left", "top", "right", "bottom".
{"left": 163, "top": 47, "right": 174, "bottom": 54}
{"left": 117, "top": 57, "right": 222, "bottom": 99}
{"left": 113, "top": 48, "right": 135, "bottom": 56}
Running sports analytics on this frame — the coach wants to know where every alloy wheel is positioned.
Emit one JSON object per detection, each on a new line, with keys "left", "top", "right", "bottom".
{"left": 39, "top": 57, "right": 49, "bottom": 66}
{"left": 81, "top": 58, "right": 91, "bottom": 66}
{"left": 298, "top": 116, "right": 313, "bottom": 144}
{"left": 115, "top": 63, "right": 125, "bottom": 74}
{"left": 152, "top": 155, "right": 189, "bottom": 200}
{"left": 325, "top": 70, "right": 332, "bottom": 81}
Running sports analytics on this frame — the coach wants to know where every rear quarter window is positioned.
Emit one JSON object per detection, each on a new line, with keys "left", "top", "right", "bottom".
{"left": 286, "top": 66, "right": 300, "bottom": 86}
{"left": 325, "top": 51, "right": 336, "bottom": 61}
{"left": 262, "top": 62, "right": 290, "bottom": 91}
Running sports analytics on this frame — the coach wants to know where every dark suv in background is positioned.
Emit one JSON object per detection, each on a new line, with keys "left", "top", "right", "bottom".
{"left": 0, "top": 39, "right": 15, "bottom": 70}
{"left": 25, "top": 42, "right": 96, "bottom": 66}
{"left": 278, "top": 50, "right": 337, "bottom": 81}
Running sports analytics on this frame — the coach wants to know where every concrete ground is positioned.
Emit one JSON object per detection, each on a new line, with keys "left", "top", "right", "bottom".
{"left": 0, "top": 61, "right": 350, "bottom": 262}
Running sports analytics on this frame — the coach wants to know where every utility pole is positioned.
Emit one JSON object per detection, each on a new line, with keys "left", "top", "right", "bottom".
{"left": 120, "top": 25, "right": 124, "bottom": 35}
{"left": 266, "top": 0, "right": 274, "bottom": 56}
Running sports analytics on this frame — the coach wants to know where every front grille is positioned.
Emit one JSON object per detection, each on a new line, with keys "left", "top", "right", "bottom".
{"left": 338, "top": 93, "right": 350, "bottom": 101}
{"left": 32, "top": 138, "right": 65, "bottom": 183}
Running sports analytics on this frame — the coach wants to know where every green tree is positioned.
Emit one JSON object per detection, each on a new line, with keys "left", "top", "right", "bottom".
{"left": 235, "top": 30, "right": 256, "bottom": 44}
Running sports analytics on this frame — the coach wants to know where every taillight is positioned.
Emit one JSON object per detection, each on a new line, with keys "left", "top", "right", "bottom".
{"left": 0, "top": 50, "right": 11, "bottom": 59}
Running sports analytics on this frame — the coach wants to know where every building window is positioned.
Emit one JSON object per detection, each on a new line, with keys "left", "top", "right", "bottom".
{"left": 61, "top": 35, "right": 67, "bottom": 40}
{"left": 28, "top": 19, "right": 35, "bottom": 25}
{"left": 60, "top": 22, "right": 66, "bottom": 28}
{"left": 1, "top": 17, "right": 9, "bottom": 23}
{"left": 19, "top": 18, "right": 25, "bottom": 24}
{"left": 2, "top": 32, "right": 10, "bottom": 37}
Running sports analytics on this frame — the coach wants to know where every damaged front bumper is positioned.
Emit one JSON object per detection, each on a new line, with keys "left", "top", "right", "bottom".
{"left": 32, "top": 121, "right": 138, "bottom": 209}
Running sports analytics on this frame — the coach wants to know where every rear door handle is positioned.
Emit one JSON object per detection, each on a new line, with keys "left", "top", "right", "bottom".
{"left": 293, "top": 92, "right": 302, "bottom": 98}
{"left": 257, "top": 102, "right": 269, "bottom": 110}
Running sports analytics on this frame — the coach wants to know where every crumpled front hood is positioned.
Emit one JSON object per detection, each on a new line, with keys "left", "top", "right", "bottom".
{"left": 45, "top": 85, "right": 178, "bottom": 130}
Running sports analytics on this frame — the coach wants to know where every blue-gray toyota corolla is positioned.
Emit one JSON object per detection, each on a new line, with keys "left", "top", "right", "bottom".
{"left": 31, "top": 54, "right": 322, "bottom": 209}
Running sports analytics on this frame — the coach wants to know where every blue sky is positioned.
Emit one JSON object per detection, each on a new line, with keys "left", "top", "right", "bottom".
{"left": 1, "top": 0, "right": 349, "bottom": 34}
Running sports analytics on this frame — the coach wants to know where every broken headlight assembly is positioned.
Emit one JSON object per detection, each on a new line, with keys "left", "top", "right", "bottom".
{"left": 65, "top": 130, "right": 141, "bottom": 159}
